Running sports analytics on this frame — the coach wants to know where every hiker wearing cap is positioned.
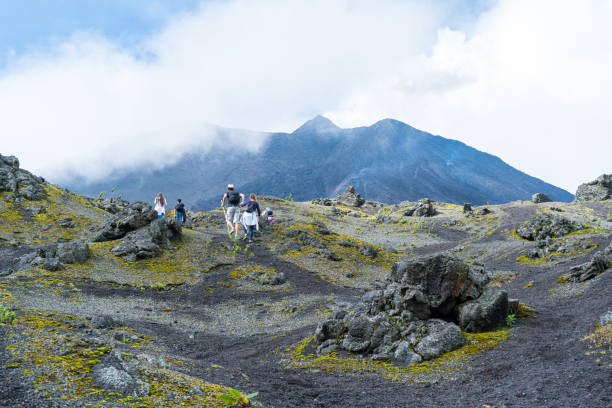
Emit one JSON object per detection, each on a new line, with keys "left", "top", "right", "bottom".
{"left": 221, "top": 184, "right": 244, "bottom": 238}
{"left": 240, "top": 193, "right": 261, "bottom": 244}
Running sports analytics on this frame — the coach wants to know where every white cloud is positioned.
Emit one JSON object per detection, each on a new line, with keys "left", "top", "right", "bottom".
{"left": 327, "top": 0, "right": 612, "bottom": 192}
{"left": 1, "top": 0, "right": 610, "bottom": 193}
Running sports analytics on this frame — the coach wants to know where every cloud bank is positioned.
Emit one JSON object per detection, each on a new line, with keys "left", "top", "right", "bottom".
{"left": 1, "top": 0, "right": 610, "bottom": 192}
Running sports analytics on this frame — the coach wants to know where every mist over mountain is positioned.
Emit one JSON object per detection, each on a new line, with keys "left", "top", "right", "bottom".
{"left": 66, "top": 116, "right": 573, "bottom": 210}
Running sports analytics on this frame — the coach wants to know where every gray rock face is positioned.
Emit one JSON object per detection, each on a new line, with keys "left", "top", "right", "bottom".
{"left": 312, "top": 254, "right": 508, "bottom": 364}
{"left": 567, "top": 252, "right": 610, "bottom": 282}
{"left": 458, "top": 289, "right": 509, "bottom": 332}
{"left": 516, "top": 213, "right": 581, "bottom": 241}
{"left": 111, "top": 218, "right": 181, "bottom": 261}
{"left": 95, "top": 197, "right": 130, "bottom": 214}
{"left": 57, "top": 241, "right": 90, "bottom": 264}
{"left": 92, "top": 202, "right": 158, "bottom": 242}
{"left": 532, "top": 193, "right": 552, "bottom": 203}
{"left": 575, "top": 174, "right": 612, "bottom": 202}
{"left": 414, "top": 319, "right": 465, "bottom": 360}
{"left": 404, "top": 198, "right": 436, "bottom": 217}
{"left": 336, "top": 185, "right": 365, "bottom": 207}
{"left": 42, "top": 257, "right": 63, "bottom": 271}
{"left": 0, "top": 154, "right": 46, "bottom": 200}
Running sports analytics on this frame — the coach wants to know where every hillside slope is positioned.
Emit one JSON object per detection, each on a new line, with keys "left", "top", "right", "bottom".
{"left": 66, "top": 116, "right": 573, "bottom": 210}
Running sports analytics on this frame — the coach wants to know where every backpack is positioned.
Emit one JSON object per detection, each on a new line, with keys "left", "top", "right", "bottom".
{"left": 245, "top": 202, "right": 256, "bottom": 213}
{"left": 227, "top": 191, "right": 240, "bottom": 205}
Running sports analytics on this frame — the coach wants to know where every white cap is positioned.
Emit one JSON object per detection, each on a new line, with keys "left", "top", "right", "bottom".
{"left": 227, "top": 184, "right": 234, "bottom": 189}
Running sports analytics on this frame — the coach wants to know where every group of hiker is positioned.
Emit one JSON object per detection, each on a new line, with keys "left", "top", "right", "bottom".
{"left": 153, "top": 193, "right": 187, "bottom": 222}
{"left": 221, "top": 184, "right": 273, "bottom": 244}
{"left": 152, "top": 184, "right": 273, "bottom": 244}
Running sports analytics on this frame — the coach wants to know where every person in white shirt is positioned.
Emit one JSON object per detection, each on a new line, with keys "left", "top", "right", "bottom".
{"left": 154, "top": 193, "right": 166, "bottom": 219}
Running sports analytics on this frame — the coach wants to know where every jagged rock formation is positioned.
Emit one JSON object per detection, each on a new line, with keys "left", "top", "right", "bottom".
{"left": 575, "top": 174, "right": 612, "bottom": 202}
{"left": 111, "top": 218, "right": 181, "bottom": 261}
{"left": 532, "top": 193, "right": 552, "bottom": 203}
{"left": 94, "top": 197, "right": 130, "bottom": 214}
{"left": 0, "top": 154, "right": 46, "bottom": 201}
{"left": 403, "top": 198, "right": 436, "bottom": 217}
{"left": 14, "top": 241, "right": 90, "bottom": 272}
{"left": 516, "top": 213, "right": 581, "bottom": 241}
{"left": 92, "top": 202, "right": 158, "bottom": 242}
{"left": 314, "top": 255, "right": 510, "bottom": 363}
{"left": 567, "top": 251, "right": 611, "bottom": 282}
{"left": 335, "top": 186, "right": 366, "bottom": 207}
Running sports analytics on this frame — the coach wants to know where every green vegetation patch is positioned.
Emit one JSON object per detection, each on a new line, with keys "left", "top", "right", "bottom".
{"left": 282, "top": 329, "right": 509, "bottom": 383}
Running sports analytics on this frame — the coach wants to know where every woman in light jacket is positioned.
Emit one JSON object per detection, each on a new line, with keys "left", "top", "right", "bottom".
{"left": 154, "top": 193, "right": 166, "bottom": 219}
{"left": 240, "top": 193, "right": 261, "bottom": 244}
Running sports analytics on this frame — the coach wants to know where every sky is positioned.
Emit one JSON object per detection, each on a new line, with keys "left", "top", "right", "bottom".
{"left": 0, "top": 0, "right": 610, "bottom": 193}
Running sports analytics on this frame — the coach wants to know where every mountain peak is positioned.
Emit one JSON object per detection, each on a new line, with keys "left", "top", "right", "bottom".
{"left": 294, "top": 115, "right": 340, "bottom": 133}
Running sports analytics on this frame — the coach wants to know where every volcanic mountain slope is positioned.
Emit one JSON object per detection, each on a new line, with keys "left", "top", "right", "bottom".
{"left": 1, "top": 156, "right": 611, "bottom": 408}
{"left": 67, "top": 116, "right": 573, "bottom": 210}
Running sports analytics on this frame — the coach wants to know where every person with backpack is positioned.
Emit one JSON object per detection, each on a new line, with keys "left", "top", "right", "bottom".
{"left": 240, "top": 193, "right": 261, "bottom": 244}
{"left": 154, "top": 193, "right": 166, "bottom": 219}
{"left": 175, "top": 199, "right": 187, "bottom": 223}
{"left": 221, "top": 184, "right": 244, "bottom": 238}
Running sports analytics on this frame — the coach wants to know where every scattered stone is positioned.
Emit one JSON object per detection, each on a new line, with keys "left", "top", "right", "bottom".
{"left": 404, "top": 198, "right": 436, "bottom": 217}
{"left": 92, "top": 202, "right": 158, "bottom": 242}
{"left": 532, "top": 193, "right": 552, "bottom": 203}
{"left": 311, "top": 198, "right": 333, "bottom": 206}
{"left": 475, "top": 207, "right": 492, "bottom": 216}
{"left": 358, "top": 244, "right": 378, "bottom": 260}
{"left": 57, "top": 217, "right": 76, "bottom": 228}
{"left": 336, "top": 185, "right": 365, "bottom": 207}
{"left": 91, "top": 315, "right": 117, "bottom": 329}
{"left": 550, "top": 206, "right": 563, "bottom": 212}
{"left": 516, "top": 213, "right": 581, "bottom": 241}
{"left": 114, "top": 331, "right": 141, "bottom": 343}
{"left": 92, "top": 366, "right": 148, "bottom": 397}
{"left": 575, "top": 174, "right": 612, "bottom": 202}
{"left": 567, "top": 252, "right": 610, "bottom": 282}
{"left": 42, "top": 257, "right": 63, "bottom": 271}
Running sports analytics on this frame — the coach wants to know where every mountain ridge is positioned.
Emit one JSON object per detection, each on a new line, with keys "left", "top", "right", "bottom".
{"left": 65, "top": 116, "right": 573, "bottom": 210}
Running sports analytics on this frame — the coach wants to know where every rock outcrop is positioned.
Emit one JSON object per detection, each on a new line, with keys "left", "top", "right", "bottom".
{"left": 532, "top": 193, "right": 552, "bottom": 203}
{"left": 404, "top": 198, "right": 436, "bottom": 217}
{"left": 16, "top": 241, "right": 90, "bottom": 271}
{"left": 516, "top": 213, "right": 581, "bottom": 241}
{"left": 335, "top": 186, "right": 365, "bottom": 208}
{"left": 567, "top": 252, "right": 611, "bottom": 282}
{"left": 575, "top": 174, "right": 612, "bottom": 202}
{"left": 313, "top": 255, "right": 510, "bottom": 364}
{"left": 0, "top": 154, "right": 46, "bottom": 200}
{"left": 92, "top": 202, "right": 158, "bottom": 242}
{"left": 111, "top": 218, "right": 181, "bottom": 261}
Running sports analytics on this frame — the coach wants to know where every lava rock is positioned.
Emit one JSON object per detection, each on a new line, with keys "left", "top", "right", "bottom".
{"left": 394, "top": 341, "right": 423, "bottom": 364}
{"left": 91, "top": 315, "right": 116, "bottom": 329}
{"left": 575, "top": 174, "right": 612, "bottom": 202}
{"left": 92, "top": 366, "right": 149, "bottom": 397}
{"left": 414, "top": 319, "right": 465, "bottom": 360}
{"left": 42, "top": 257, "right": 63, "bottom": 271}
{"left": 111, "top": 218, "right": 181, "bottom": 261}
{"left": 404, "top": 198, "right": 436, "bottom": 217}
{"left": 57, "top": 241, "right": 90, "bottom": 264}
{"left": 358, "top": 244, "right": 378, "bottom": 259}
{"left": 336, "top": 185, "right": 365, "bottom": 207}
{"left": 463, "top": 203, "right": 473, "bottom": 213}
{"left": 600, "top": 311, "right": 612, "bottom": 326}
{"left": 458, "top": 289, "right": 508, "bottom": 332}
{"left": 92, "top": 202, "right": 158, "bottom": 242}
{"left": 567, "top": 252, "right": 610, "bottom": 282}
{"left": 532, "top": 193, "right": 552, "bottom": 203}
{"left": 516, "top": 213, "right": 581, "bottom": 241}
{"left": 315, "top": 319, "right": 346, "bottom": 342}
{"left": 0, "top": 154, "right": 47, "bottom": 200}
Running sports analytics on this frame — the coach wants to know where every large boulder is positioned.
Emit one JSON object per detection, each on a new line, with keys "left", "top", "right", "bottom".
{"left": 92, "top": 365, "right": 149, "bottom": 398}
{"left": 92, "top": 202, "right": 158, "bottom": 242}
{"left": 458, "top": 289, "right": 509, "bottom": 332}
{"left": 57, "top": 241, "right": 90, "bottom": 264}
{"left": 532, "top": 193, "right": 552, "bottom": 203}
{"left": 111, "top": 218, "right": 181, "bottom": 261}
{"left": 404, "top": 198, "right": 436, "bottom": 217}
{"left": 516, "top": 213, "right": 581, "bottom": 241}
{"left": 575, "top": 174, "right": 612, "bottom": 202}
{"left": 312, "top": 254, "right": 508, "bottom": 364}
{"left": 336, "top": 185, "right": 365, "bottom": 207}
